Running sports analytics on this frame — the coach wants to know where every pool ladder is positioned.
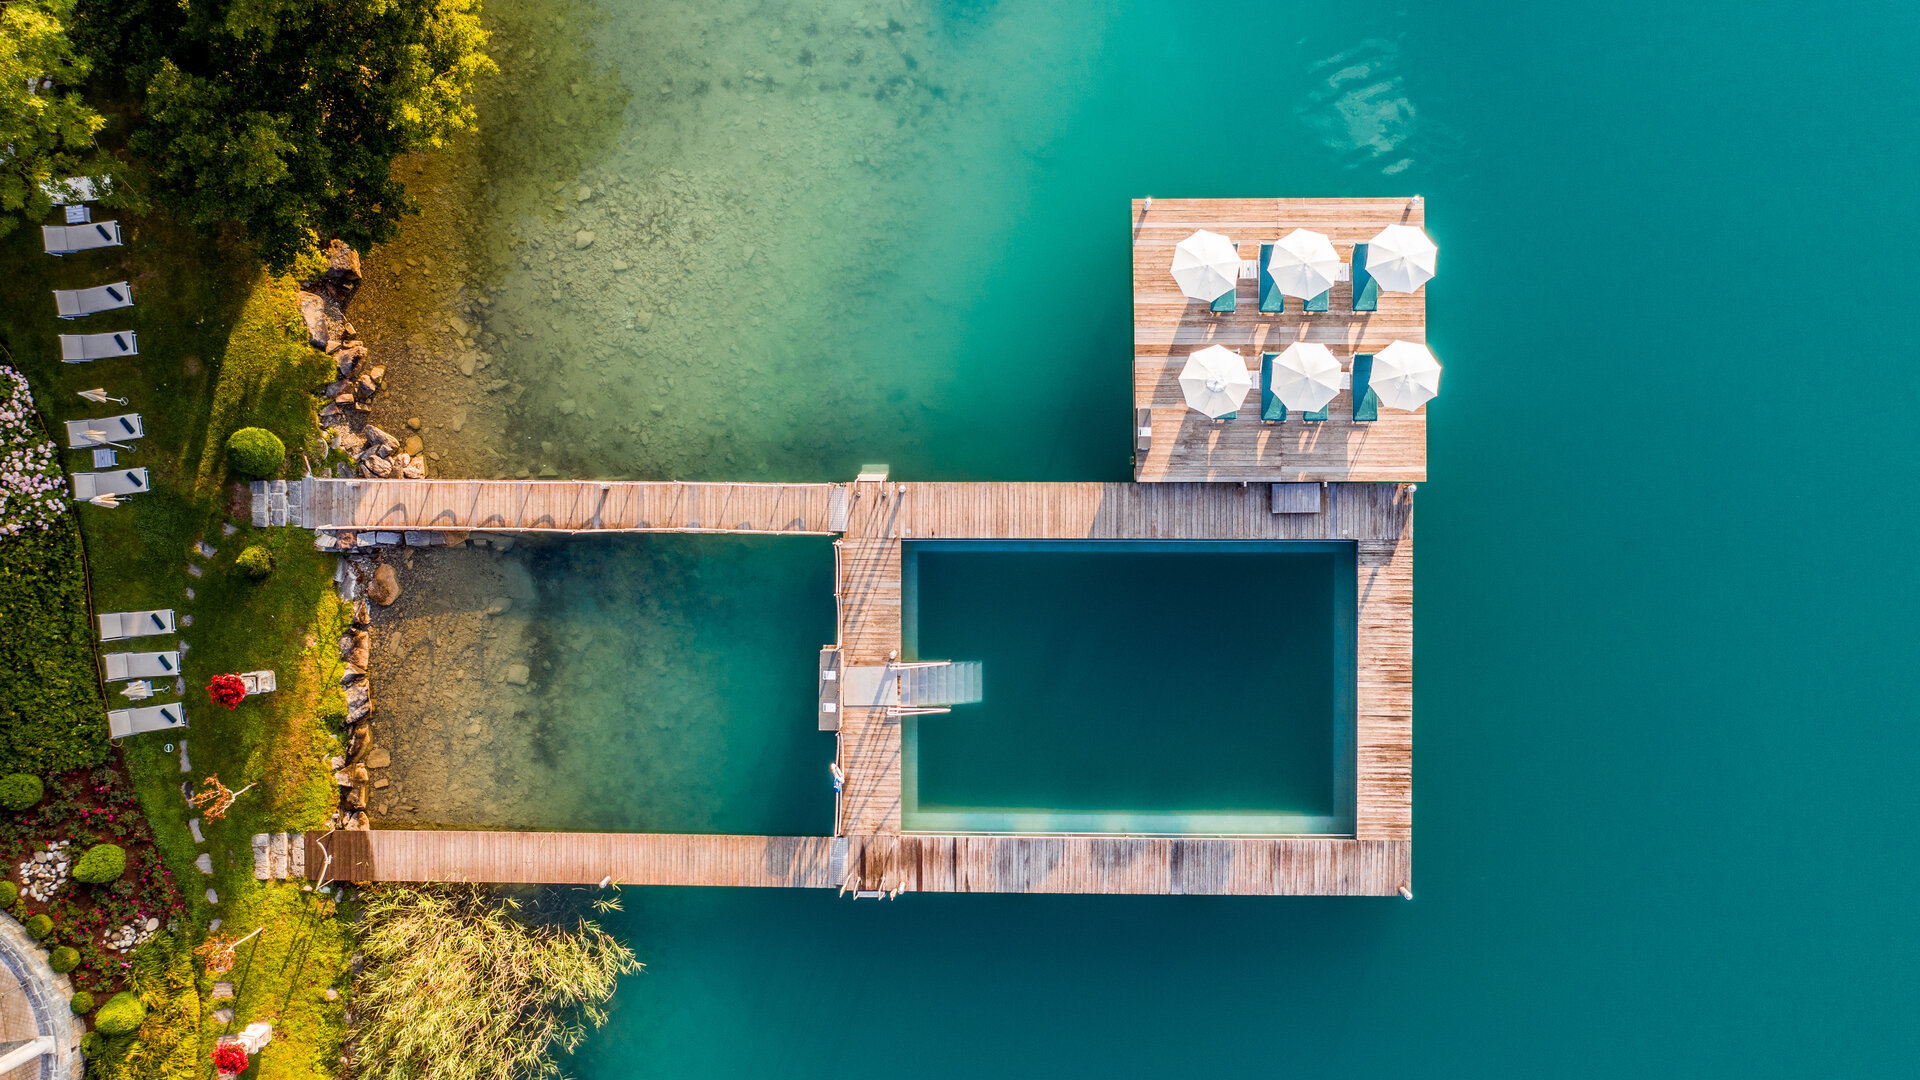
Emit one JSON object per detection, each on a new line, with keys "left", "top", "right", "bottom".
{"left": 892, "top": 660, "right": 983, "bottom": 714}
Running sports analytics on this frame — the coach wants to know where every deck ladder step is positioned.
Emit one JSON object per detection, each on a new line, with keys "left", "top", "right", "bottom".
{"left": 827, "top": 484, "right": 849, "bottom": 532}
{"left": 898, "top": 661, "right": 983, "bottom": 707}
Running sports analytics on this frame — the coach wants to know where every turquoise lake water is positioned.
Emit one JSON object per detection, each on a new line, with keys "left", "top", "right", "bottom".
{"left": 902, "top": 540, "right": 1353, "bottom": 835}
{"left": 382, "top": 0, "right": 1920, "bottom": 1073}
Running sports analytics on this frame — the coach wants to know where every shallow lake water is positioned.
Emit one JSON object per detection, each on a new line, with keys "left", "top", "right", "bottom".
{"left": 350, "top": 0, "right": 1920, "bottom": 1074}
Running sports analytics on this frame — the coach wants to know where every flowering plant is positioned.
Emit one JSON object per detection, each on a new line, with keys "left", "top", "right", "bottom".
{"left": 212, "top": 1042, "right": 249, "bottom": 1074}
{"left": 0, "top": 367, "right": 67, "bottom": 536}
{"left": 208, "top": 674, "right": 248, "bottom": 709}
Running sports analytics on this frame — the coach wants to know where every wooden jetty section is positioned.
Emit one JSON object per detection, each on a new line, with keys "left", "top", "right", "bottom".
{"left": 1132, "top": 197, "right": 1428, "bottom": 483}
{"left": 300, "top": 478, "right": 836, "bottom": 535}
{"left": 824, "top": 480, "right": 1413, "bottom": 894}
{"left": 303, "top": 830, "right": 836, "bottom": 888}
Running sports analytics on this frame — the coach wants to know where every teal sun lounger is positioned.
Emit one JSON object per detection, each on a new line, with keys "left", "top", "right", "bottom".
{"left": 1351, "top": 243, "right": 1380, "bottom": 312}
{"left": 1351, "top": 353, "right": 1380, "bottom": 422}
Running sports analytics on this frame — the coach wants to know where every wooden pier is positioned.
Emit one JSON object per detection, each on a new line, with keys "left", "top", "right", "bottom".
{"left": 1132, "top": 197, "right": 1428, "bottom": 483}
{"left": 303, "top": 830, "right": 836, "bottom": 888}
{"left": 301, "top": 478, "right": 836, "bottom": 535}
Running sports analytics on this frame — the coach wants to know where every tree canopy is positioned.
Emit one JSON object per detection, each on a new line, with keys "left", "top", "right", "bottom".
{"left": 77, "top": 0, "right": 495, "bottom": 270}
{"left": 0, "top": 0, "right": 111, "bottom": 237}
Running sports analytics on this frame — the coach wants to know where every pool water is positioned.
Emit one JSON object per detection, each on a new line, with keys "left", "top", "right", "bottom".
{"left": 902, "top": 540, "right": 1356, "bottom": 835}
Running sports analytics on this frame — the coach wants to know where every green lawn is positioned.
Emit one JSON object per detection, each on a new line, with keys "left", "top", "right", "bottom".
{"left": 0, "top": 216, "right": 354, "bottom": 1080}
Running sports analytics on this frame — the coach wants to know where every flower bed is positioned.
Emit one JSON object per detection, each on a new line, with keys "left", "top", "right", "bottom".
{"left": 0, "top": 366, "right": 65, "bottom": 535}
{"left": 1, "top": 765, "right": 186, "bottom": 1000}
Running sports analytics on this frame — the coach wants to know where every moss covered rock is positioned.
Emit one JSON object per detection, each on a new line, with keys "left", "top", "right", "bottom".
{"left": 0, "top": 773, "right": 42, "bottom": 811}
{"left": 72, "top": 843, "right": 126, "bottom": 884}
{"left": 225, "top": 427, "right": 286, "bottom": 478}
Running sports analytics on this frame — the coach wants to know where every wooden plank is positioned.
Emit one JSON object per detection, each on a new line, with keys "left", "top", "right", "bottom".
{"left": 316, "top": 830, "right": 838, "bottom": 887}
{"left": 305, "top": 479, "right": 837, "bottom": 535}
{"left": 1133, "top": 198, "right": 1428, "bottom": 483}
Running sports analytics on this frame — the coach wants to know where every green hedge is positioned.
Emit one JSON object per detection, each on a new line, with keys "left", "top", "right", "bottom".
{"left": 225, "top": 427, "right": 285, "bottom": 478}
{"left": 73, "top": 843, "right": 126, "bottom": 883}
{"left": 23, "top": 913, "right": 51, "bottom": 939}
{"left": 0, "top": 514, "right": 107, "bottom": 774}
{"left": 0, "top": 773, "right": 42, "bottom": 810}
{"left": 69, "top": 991, "right": 95, "bottom": 1015}
{"left": 235, "top": 545, "right": 273, "bottom": 579}
{"left": 49, "top": 945, "right": 80, "bottom": 973}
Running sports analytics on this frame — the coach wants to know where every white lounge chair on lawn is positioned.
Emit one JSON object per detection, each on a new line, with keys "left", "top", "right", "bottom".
{"left": 64, "top": 414, "right": 143, "bottom": 449}
{"left": 54, "top": 282, "right": 132, "bottom": 319}
{"left": 107, "top": 702, "right": 187, "bottom": 739}
{"left": 98, "top": 609, "right": 175, "bottom": 641}
{"left": 103, "top": 650, "right": 181, "bottom": 681}
{"left": 59, "top": 332, "right": 138, "bottom": 362}
{"left": 43, "top": 221, "right": 122, "bottom": 255}
{"left": 70, "top": 468, "right": 148, "bottom": 499}
{"left": 41, "top": 175, "right": 108, "bottom": 205}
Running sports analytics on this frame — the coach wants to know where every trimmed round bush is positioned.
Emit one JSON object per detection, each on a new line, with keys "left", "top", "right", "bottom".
{"left": 23, "top": 914, "right": 52, "bottom": 939}
{"left": 49, "top": 946, "right": 80, "bottom": 973}
{"left": 225, "top": 427, "right": 286, "bottom": 478}
{"left": 92, "top": 991, "right": 145, "bottom": 1035}
{"left": 68, "top": 991, "right": 94, "bottom": 1015}
{"left": 235, "top": 545, "right": 274, "bottom": 580}
{"left": 72, "top": 843, "right": 126, "bottom": 884}
{"left": 0, "top": 774, "right": 42, "bottom": 811}
{"left": 79, "top": 1031, "right": 102, "bottom": 1058}
{"left": 0, "top": 882, "right": 16, "bottom": 907}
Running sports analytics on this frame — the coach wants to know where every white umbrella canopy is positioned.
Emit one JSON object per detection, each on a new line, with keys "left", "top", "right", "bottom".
{"left": 1365, "top": 224, "right": 1437, "bottom": 293}
{"left": 1266, "top": 228, "right": 1341, "bottom": 299}
{"left": 1371, "top": 340, "right": 1442, "bottom": 410}
{"left": 1170, "top": 230, "right": 1241, "bottom": 302}
{"left": 1178, "top": 345, "right": 1253, "bottom": 418}
{"left": 1269, "top": 342, "right": 1343, "bottom": 413}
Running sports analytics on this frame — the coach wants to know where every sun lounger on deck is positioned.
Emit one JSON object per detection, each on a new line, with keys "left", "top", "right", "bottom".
{"left": 54, "top": 282, "right": 133, "bottom": 319}
{"left": 98, "top": 609, "right": 176, "bottom": 641}
{"left": 107, "top": 703, "right": 187, "bottom": 739}
{"left": 43, "top": 221, "right": 123, "bottom": 255}
{"left": 1350, "top": 244, "right": 1380, "bottom": 312}
{"left": 1258, "top": 243, "right": 1286, "bottom": 313}
{"left": 70, "top": 468, "right": 149, "bottom": 499}
{"left": 64, "top": 414, "right": 143, "bottom": 448}
{"left": 1260, "top": 355, "right": 1286, "bottom": 422}
{"left": 1210, "top": 286, "right": 1236, "bottom": 314}
{"left": 103, "top": 651, "right": 181, "bottom": 681}
{"left": 1351, "top": 354, "right": 1380, "bottom": 422}
{"left": 59, "top": 332, "right": 138, "bottom": 362}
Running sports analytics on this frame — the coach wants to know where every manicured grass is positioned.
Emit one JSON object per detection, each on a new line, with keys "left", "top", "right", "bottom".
{"left": 0, "top": 215, "right": 353, "bottom": 1080}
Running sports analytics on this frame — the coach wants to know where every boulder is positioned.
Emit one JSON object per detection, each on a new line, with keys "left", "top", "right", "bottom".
{"left": 321, "top": 239, "right": 362, "bottom": 297}
{"left": 354, "top": 374, "right": 379, "bottom": 399}
{"left": 343, "top": 682, "right": 370, "bottom": 716}
{"left": 400, "top": 459, "right": 426, "bottom": 480}
{"left": 367, "top": 564, "right": 402, "bottom": 606}
{"left": 365, "top": 748, "right": 391, "bottom": 769}
{"left": 351, "top": 600, "right": 371, "bottom": 628}
{"left": 364, "top": 425, "right": 400, "bottom": 451}
{"left": 359, "top": 454, "right": 393, "bottom": 479}
{"left": 338, "top": 635, "right": 356, "bottom": 660}
{"left": 402, "top": 435, "right": 423, "bottom": 457}
{"left": 296, "top": 292, "right": 330, "bottom": 349}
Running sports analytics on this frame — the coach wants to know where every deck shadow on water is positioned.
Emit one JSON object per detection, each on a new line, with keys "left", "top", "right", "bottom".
{"left": 366, "top": 535, "right": 834, "bottom": 834}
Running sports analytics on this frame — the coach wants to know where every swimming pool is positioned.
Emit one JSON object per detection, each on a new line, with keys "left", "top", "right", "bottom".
{"left": 901, "top": 540, "right": 1356, "bottom": 835}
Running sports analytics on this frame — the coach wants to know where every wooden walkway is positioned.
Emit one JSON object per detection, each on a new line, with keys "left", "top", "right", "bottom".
{"left": 303, "top": 830, "right": 836, "bottom": 888}
{"left": 301, "top": 478, "right": 836, "bottom": 535}
{"left": 1133, "top": 197, "right": 1428, "bottom": 483}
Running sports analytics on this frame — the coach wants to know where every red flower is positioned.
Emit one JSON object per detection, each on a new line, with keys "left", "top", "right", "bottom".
{"left": 212, "top": 1042, "right": 249, "bottom": 1073}
{"left": 207, "top": 675, "right": 248, "bottom": 710}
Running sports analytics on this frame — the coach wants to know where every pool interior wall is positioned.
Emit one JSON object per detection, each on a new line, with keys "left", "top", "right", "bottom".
{"left": 901, "top": 540, "right": 1356, "bottom": 835}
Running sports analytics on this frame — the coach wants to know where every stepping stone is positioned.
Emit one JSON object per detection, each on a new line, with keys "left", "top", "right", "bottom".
{"left": 212, "top": 1008, "right": 234, "bottom": 1024}
{"left": 211, "top": 981, "right": 234, "bottom": 999}
{"left": 221, "top": 523, "right": 238, "bottom": 537}
{"left": 195, "top": 853, "right": 212, "bottom": 874}
{"left": 208, "top": 919, "right": 221, "bottom": 932}
{"left": 180, "top": 614, "right": 194, "bottom": 627}
{"left": 251, "top": 834, "right": 270, "bottom": 880}
{"left": 189, "top": 818, "right": 204, "bottom": 843}
{"left": 187, "top": 564, "right": 203, "bottom": 578}
{"left": 179, "top": 740, "right": 191, "bottom": 773}
{"left": 194, "top": 541, "right": 218, "bottom": 558}
{"left": 184, "top": 587, "right": 195, "bottom": 600}
{"left": 205, "top": 888, "right": 219, "bottom": 904}
{"left": 269, "top": 833, "right": 288, "bottom": 879}
{"left": 288, "top": 835, "right": 305, "bottom": 879}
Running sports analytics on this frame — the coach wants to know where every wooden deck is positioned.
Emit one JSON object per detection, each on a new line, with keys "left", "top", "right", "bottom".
{"left": 303, "top": 830, "right": 837, "bottom": 888}
{"left": 1133, "top": 197, "right": 1428, "bottom": 483}
{"left": 301, "top": 478, "right": 836, "bottom": 534}
{"left": 830, "top": 481, "right": 1412, "bottom": 858}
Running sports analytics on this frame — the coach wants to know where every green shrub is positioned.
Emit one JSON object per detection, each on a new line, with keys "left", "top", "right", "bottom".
{"left": 225, "top": 427, "right": 286, "bottom": 478}
{"left": 235, "top": 545, "right": 274, "bottom": 579}
{"left": 79, "top": 1031, "right": 103, "bottom": 1058}
{"left": 23, "top": 914, "right": 52, "bottom": 939}
{"left": 72, "top": 843, "right": 127, "bottom": 884}
{"left": 69, "top": 991, "right": 94, "bottom": 1015}
{"left": 0, "top": 510, "right": 108, "bottom": 774}
{"left": 93, "top": 991, "right": 145, "bottom": 1035}
{"left": 49, "top": 946, "right": 80, "bottom": 973}
{"left": 0, "top": 773, "right": 43, "bottom": 811}
{"left": 0, "top": 882, "right": 16, "bottom": 907}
